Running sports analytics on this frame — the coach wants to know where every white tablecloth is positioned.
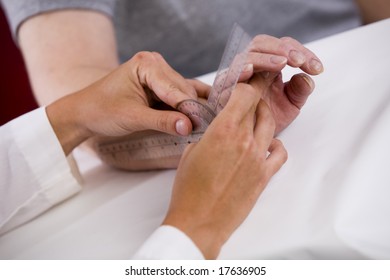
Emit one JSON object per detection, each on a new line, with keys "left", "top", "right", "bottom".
{"left": 1, "top": 19, "right": 390, "bottom": 259}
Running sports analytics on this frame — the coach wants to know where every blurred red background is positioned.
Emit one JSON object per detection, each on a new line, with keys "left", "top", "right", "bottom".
{"left": 0, "top": 7, "right": 38, "bottom": 126}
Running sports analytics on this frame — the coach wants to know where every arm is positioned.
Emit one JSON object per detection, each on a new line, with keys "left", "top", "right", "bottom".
{"left": 18, "top": 9, "right": 119, "bottom": 105}
{"left": 0, "top": 8, "right": 120, "bottom": 234}
{"left": 355, "top": 0, "right": 390, "bottom": 24}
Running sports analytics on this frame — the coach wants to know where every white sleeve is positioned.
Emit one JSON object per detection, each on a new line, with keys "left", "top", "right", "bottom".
{"left": 132, "top": 225, "right": 205, "bottom": 259}
{"left": 0, "top": 107, "right": 82, "bottom": 235}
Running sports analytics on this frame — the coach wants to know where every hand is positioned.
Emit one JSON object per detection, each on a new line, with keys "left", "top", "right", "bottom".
{"left": 257, "top": 71, "right": 315, "bottom": 134}
{"left": 246, "top": 35, "right": 323, "bottom": 134}
{"left": 46, "top": 51, "right": 199, "bottom": 155}
{"left": 162, "top": 75, "right": 288, "bottom": 259}
{"left": 187, "top": 35, "right": 323, "bottom": 135}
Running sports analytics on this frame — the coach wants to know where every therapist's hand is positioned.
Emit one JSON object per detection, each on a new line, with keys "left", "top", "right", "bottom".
{"left": 46, "top": 51, "right": 199, "bottom": 155}
{"left": 163, "top": 75, "right": 288, "bottom": 259}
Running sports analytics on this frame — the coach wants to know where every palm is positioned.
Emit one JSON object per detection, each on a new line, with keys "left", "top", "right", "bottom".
{"left": 260, "top": 72, "right": 313, "bottom": 135}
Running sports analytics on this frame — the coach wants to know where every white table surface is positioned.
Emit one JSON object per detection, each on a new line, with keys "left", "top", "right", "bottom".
{"left": 1, "top": 19, "right": 390, "bottom": 260}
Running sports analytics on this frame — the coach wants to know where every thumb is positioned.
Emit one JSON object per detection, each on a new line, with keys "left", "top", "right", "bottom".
{"left": 141, "top": 108, "right": 193, "bottom": 136}
{"left": 284, "top": 73, "right": 314, "bottom": 109}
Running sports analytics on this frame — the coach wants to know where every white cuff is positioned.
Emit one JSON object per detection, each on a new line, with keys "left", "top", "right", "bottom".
{"left": 133, "top": 225, "right": 205, "bottom": 260}
{"left": 0, "top": 107, "right": 82, "bottom": 234}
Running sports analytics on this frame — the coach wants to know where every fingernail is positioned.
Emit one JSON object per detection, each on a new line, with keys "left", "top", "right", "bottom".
{"left": 270, "top": 55, "right": 287, "bottom": 65}
{"left": 309, "top": 59, "right": 324, "bottom": 73}
{"left": 301, "top": 75, "right": 314, "bottom": 89}
{"left": 289, "top": 50, "right": 306, "bottom": 65}
{"left": 175, "top": 119, "right": 189, "bottom": 136}
{"left": 242, "top": 63, "right": 253, "bottom": 72}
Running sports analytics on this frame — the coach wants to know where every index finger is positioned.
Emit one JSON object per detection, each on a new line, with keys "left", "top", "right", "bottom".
{"left": 136, "top": 52, "right": 198, "bottom": 107}
{"left": 249, "top": 34, "right": 324, "bottom": 75}
{"left": 280, "top": 36, "right": 324, "bottom": 75}
{"left": 219, "top": 82, "right": 263, "bottom": 127}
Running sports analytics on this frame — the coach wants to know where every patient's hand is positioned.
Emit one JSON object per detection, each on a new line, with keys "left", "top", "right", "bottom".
{"left": 255, "top": 71, "right": 315, "bottom": 134}
{"left": 188, "top": 35, "right": 323, "bottom": 135}
{"left": 247, "top": 35, "right": 323, "bottom": 134}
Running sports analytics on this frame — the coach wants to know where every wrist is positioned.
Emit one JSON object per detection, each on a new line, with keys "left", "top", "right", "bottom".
{"left": 46, "top": 93, "right": 92, "bottom": 155}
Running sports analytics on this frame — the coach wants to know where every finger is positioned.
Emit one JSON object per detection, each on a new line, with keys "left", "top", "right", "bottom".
{"left": 216, "top": 64, "right": 255, "bottom": 111}
{"left": 212, "top": 66, "right": 239, "bottom": 94}
{"left": 186, "top": 79, "right": 211, "bottom": 99}
{"left": 133, "top": 107, "right": 193, "bottom": 136}
{"left": 180, "top": 142, "right": 197, "bottom": 161}
{"left": 284, "top": 73, "right": 315, "bottom": 109}
{"left": 280, "top": 37, "right": 324, "bottom": 75}
{"left": 249, "top": 35, "right": 323, "bottom": 75}
{"left": 246, "top": 52, "right": 287, "bottom": 73}
{"left": 213, "top": 53, "right": 253, "bottom": 90}
{"left": 206, "top": 64, "right": 253, "bottom": 115}
{"left": 254, "top": 100, "right": 276, "bottom": 149}
{"left": 265, "top": 138, "right": 288, "bottom": 176}
{"left": 136, "top": 52, "right": 197, "bottom": 107}
{"left": 250, "top": 34, "right": 304, "bottom": 67}
{"left": 237, "top": 63, "right": 254, "bottom": 82}
{"left": 249, "top": 71, "right": 280, "bottom": 91}
{"left": 220, "top": 83, "right": 260, "bottom": 126}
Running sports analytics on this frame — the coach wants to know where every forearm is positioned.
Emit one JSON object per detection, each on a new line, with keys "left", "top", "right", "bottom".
{"left": 18, "top": 9, "right": 119, "bottom": 105}
{"left": 355, "top": 0, "right": 390, "bottom": 24}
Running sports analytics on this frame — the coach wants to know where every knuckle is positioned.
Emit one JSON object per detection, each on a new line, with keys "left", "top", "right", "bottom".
{"left": 282, "top": 149, "right": 288, "bottom": 162}
{"left": 280, "top": 36, "right": 293, "bottom": 42}
{"left": 252, "top": 34, "right": 272, "bottom": 44}
{"left": 278, "top": 140, "right": 289, "bottom": 162}
{"left": 151, "top": 51, "right": 163, "bottom": 60}
{"left": 133, "top": 51, "right": 153, "bottom": 61}
{"left": 238, "top": 131, "right": 256, "bottom": 152}
{"left": 167, "top": 83, "right": 180, "bottom": 92}
{"left": 280, "top": 36, "right": 297, "bottom": 44}
{"left": 273, "top": 139, "right": 289, "bottom": 162}
{"left": 155, "top": 114, "right": 171, "bottom": 132}
{"left": 163, "top": 84, "right": 181, "bottom": 101}
{"left": 279, "top": 36, "right": 299, "bottom": 53}
{"left": 133, "top": 51, "right": 164, "bottom": 64}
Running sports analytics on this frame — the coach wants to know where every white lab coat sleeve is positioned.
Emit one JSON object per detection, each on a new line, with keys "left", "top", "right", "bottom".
{"left": 0, "top": 107, "right": 81, "bottom": 235}
{"left": 132, "top": 225, "right": 205, "bottom": 259}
